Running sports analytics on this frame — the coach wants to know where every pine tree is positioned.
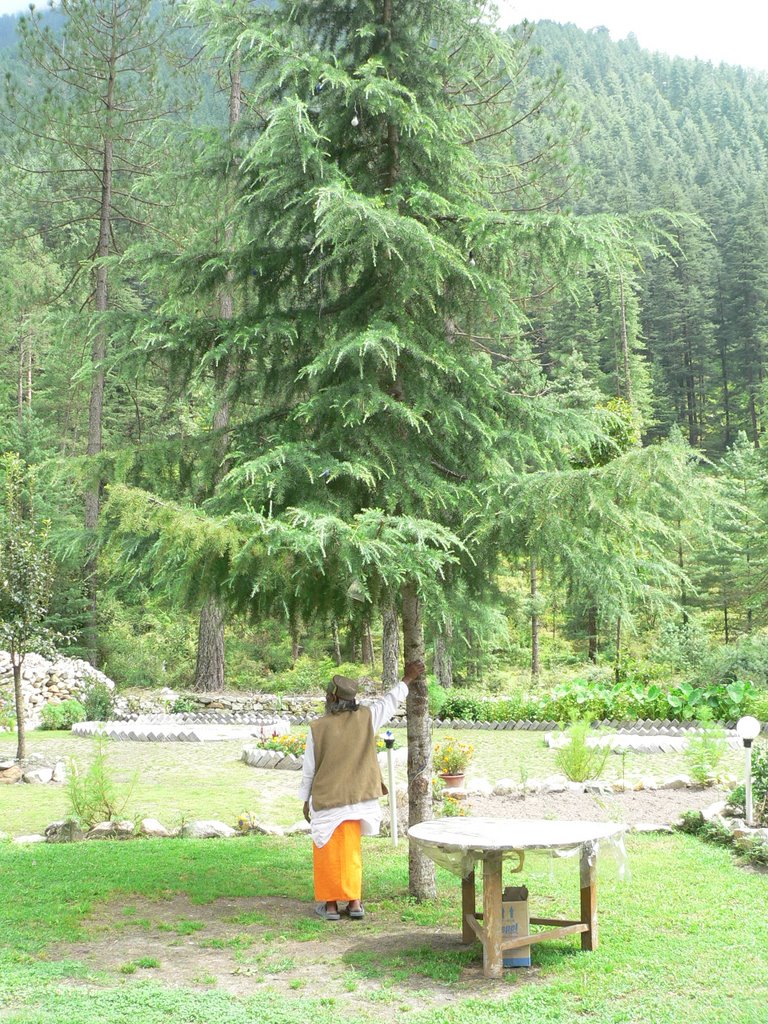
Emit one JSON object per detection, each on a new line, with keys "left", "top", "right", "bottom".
{"left": 3, "top": 0, "right": 176, "bottom": 664}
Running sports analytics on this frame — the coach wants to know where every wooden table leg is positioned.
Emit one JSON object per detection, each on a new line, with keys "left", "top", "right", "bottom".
{"left": 579, "top": 846, "right": 598, "bottom": 951}
{"left": 482, "top": 854, "right": 503, "bottom": 978}
{"left": 461, "top": 869, "right": 476, "bottom": 944}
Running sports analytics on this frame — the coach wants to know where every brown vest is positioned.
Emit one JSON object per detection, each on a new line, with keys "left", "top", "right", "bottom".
{"left": 310, "top": 706, "right": 386, "bottom": 811}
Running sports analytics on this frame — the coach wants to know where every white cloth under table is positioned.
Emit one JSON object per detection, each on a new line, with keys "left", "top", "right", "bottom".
{"left": 299, "top": 682, "right": 407, "bottom": 848}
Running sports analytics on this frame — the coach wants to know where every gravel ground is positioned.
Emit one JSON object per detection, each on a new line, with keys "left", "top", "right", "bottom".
{"left": 466, "top": 785, "right": 727, "bottom": 827}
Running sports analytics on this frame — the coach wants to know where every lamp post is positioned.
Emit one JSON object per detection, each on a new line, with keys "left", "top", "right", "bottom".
{"left": 383, "top": 730, "right": 398, "bottom": 847}
{"left": 736, "top": 716, "right": 762, "bottom": 827}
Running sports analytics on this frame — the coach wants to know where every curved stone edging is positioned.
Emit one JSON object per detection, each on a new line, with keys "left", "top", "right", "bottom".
{"left": 72, "top": 715, "right": 290, "bottom": 743}
{"left": 241, "top": 746, "right": 302, "bottom": 771}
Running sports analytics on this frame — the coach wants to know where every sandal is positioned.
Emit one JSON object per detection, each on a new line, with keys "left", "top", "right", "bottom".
{"left": 315, "top": 903, "right": 341, "bottom": 921}
{"left": 347, "top": 903, "right": 365, "bottom": 920}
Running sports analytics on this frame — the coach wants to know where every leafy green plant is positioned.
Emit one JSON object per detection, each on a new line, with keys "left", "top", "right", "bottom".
{"left": 554, "top": 716, "right": 610, "bottom": 782}
{"left": 65, "top": 734, "right": 135, "bottom": 827}
{"left": 728, "top": 745, "right": 768, "bottom": 826}
{"left": 80, "top": 678, "right": 114, "bottom": 722}
{"left": 40, "top": 699, "right": 85, "bottom": 731}
{"left": 170, "top": 695, "right": 199, "bottom": 714}
{"left": 684, "top": 708, "right": 727, "bottom": 784}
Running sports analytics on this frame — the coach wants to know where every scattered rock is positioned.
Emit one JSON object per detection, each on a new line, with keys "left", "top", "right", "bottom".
{"left": 45, "top": 820, "right": 85, "bottom": 843}
{"left": 660, "top": 775, "right": 692, "bottom": 790}
{"left": 22, "top": 767, "right": 54, "bottom": 785}
{"left": 463, "top": 778, "right": 494, "bottom": 797}
{"left": 0, "top": 765, "right": 22, "bottom": 785}
{"left": 13, "top": 834, "right": 46, "bottom": 844}
{"left": 244, "top": 822, "right": 285, "bottom": 837}
{"left": 139, "top": 818, "right": 171, "bottom": 838}
{"left": 180, "top": 820, "right": 237, "bottom": 839}
{"left": 52, "top": 761, "right": 67, "bottom": 784}
{"left": 492, "top": 778, "right": 519, "bottom": 796}
{"left": 285, "top": 821, "right": 311, "bottom": 836}
{"left": 632, "top": 822, "right": 674, "bottom": 834}
{"left": 701, "top": 800, "right": 727, "bottom": 822}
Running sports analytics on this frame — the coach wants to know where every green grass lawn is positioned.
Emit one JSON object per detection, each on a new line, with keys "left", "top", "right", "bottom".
{"left": 0, "top": 728, "right": 749, "bottom": 837}
{"left": 0, "top": 831, "right": 766, "bottom": 1023}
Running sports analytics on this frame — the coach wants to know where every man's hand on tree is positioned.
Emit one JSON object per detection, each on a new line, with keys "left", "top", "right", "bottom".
{"left": 402, "top": 661, "right": 425, "bottom": 687}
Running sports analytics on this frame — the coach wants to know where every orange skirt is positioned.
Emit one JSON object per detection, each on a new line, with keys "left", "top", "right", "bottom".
{"left": 313, "top": 819, "right": 362, "bottom": 901}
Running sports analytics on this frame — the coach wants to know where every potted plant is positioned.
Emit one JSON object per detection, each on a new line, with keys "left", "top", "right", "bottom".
{"left": 433, "top": 736, "right": 474, "bottom": 788}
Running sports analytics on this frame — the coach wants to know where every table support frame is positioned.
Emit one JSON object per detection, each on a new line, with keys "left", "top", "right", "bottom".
{"left": 460, "top": 843, "right": 598, "bottom": 978}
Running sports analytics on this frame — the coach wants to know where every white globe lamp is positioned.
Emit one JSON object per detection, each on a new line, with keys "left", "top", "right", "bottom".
{"left": 736, "top": 716, "right": 762, "bottom": 826}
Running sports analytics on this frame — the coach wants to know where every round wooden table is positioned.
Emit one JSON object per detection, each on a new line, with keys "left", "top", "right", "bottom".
{"left": 408, "top": 817, "right": 627, "bottom": 978}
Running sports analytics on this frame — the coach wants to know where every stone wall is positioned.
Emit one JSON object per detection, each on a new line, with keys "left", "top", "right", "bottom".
{"left": 112, "top": 689, "right": 326, "bottom": 720}
{"left": 0, "top": 651, "right": 115, "bottom": 728}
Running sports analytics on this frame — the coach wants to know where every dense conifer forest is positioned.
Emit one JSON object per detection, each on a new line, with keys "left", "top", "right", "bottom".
{"left": 1, "top": 3, "right": 767, "bottom": 710}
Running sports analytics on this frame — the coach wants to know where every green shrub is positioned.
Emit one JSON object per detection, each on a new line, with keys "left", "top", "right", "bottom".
{"left": 81, "top": 678, "right": 114, "bottom": 722}
{"left": 270, "top": 657, "right": 368, "bottom": 695}
{"left": 40, "top": 699, "right": 85, "bottom": 731}
{"left": 698, "top": 634, "right": 768, "bottom": 689}
{"left": 684, "top": 708, "right": 727, "bottom": 784}
{"left": 65, "top": 735, "right": 135, "bottom": 827}
{"left": 554, "top": 716, "right": 610, "bottom": 782}
{"left": 427, "top": 678, "right": 447, "bottom": 717}
{"left": 0, "top": 689, "right": 16, "bottom": 730}
{"left": 728, "top": 745, "right": 768, "bottom": 826}
{"left": 170, "top": 695, "right": 199, "bottom": 714}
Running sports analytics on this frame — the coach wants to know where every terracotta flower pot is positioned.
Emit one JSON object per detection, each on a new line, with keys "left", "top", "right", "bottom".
{"left": 439, "top": 772, "right": 465, "bottom": 789}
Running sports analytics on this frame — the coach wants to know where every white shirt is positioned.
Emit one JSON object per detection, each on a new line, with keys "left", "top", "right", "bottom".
{"left": 299, "top": 681, "right": 407, "bottom": 848}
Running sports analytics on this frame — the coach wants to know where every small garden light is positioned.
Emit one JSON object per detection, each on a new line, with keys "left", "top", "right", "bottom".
{"left": 736, "top": 715, "right": 762, "bottom": 827}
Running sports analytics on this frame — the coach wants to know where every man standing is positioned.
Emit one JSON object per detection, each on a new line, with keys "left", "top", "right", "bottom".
{"left": 300, "top": 661, "right": 423, "bottom": 920}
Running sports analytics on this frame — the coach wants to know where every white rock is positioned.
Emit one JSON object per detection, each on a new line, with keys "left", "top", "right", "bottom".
{"left": 632, "top": 822, "right": 674, "bottom": 834}
{"left": 701, "top": 801, "right": 727, "bottom": 822}
{"left": 139, "top": 818, "right": 171, "bottom": 838}
{"left": 463, "top": 777, "right": 493, "bottom": 797}
{"left": 23, "top": 767, "right": 54, "bottom": 785}
{"left": 637, "top": 777, "right": 659, "bottom": 791}
{"left": 285, "top": 821, "right": 311, "bottom": 836}
{"left": 13, "top": 834, "right": 46, "bottom": 844}
{"left": 245, "top": 822, "right": 285, "bottom": 836}
{"left": 180, "top": 820, "right": 237, "bottom": 839}
{"left": 52, "top": 761, "right": 67, "bottom": 784}
{"left": 87, "top": 822, "right": 119, "bottom": 839}
{"left": 492, "top": 778, "right": 520, "bottom": 796}
{"left": 660, "top": 775, "right": 691, "bottom": 790}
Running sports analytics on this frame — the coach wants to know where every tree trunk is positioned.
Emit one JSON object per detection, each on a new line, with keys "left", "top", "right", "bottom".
{"left": 194, "top": 597, "right": 225, "bottom": 692}
{"left": 402, "top": 584, "right": 435, "bottom": 901}
{"left": 382, "top": 606, "right": 399, "bottom": 686}
{"left": 362, "top": 619, "right": 375, "bottom": 669}
{"left": 290, "top": 617, "right": 301, "bottom": 666}
{"left": 723, "top": 603, "right": 729, "bottom": 645}
{"left": 618, "top": 276, "right": 633, "bottom": 405}
{"left": 84, "top": 65, "right": 116, "bottom": 666}
{"left": 530, "top": 556, "right": 541, "bottom": 678}
{"left": 194, "top": 56, "right": 241, "bottom": 691}
{"left": 331, "top": 618, "right": 342, "bottom": 666}
{"left": 13, "top": 659, "right": 25, "bottom": 762}
{"left": 434, "top": 623, "right": 453, "bottom": 688}
{"left": 614, "top": 616, "right": 622, "bottom": 685}
{"left": 587, "top": 605, "right": 598, "bottom": 663}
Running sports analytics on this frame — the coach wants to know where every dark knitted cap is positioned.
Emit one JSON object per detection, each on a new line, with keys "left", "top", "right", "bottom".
{"left": 327, "top": 675, "right": 359, "bottom": 702}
